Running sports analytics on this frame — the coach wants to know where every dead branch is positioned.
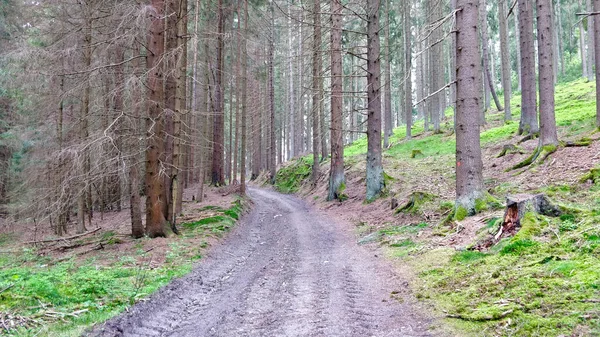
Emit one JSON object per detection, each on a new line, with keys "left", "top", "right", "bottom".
{"left": 24, "top": 227, "right": 101, "bottom": 245}
{"left": 413, "top": 81, "right": 456, "bottom": 107}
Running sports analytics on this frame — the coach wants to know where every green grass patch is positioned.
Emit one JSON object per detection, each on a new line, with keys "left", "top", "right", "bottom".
{"left": 0, "top": 199, "right": 246, "bottom": 336}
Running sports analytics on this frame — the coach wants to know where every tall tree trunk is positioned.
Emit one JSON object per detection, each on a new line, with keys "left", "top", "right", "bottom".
{"left": 145, "top": 0, "right": 167, "bottom": 238}
{"left": 366, "top": 0, "right": 385, "bottom": 201}
{"left": 455, "top": 0, "right": 485, "bottom": 214}
{"left": 537, "top": 0, "right": 559, "bottom": 147}
{"left": 587, "top": 0, "right": 596, "bottom": 81}
{"left": 327, "top": 0, "right": 345, "bottom": 201}
{"left": 77, "top": 10, "right": 92, "bottom": 234}
{"left": 287, "top": 3, "right": 295, "bottom": 159}
{"left": 240, "top": 0, "right": 248, "bottom": 195}
{"left": 518, "top": 0, "right": 539, "bottom": 135}
{"left": 383, "top": 0, "right": 393, "bottom": 147}
{"left": 514, "top": 11, "right": 522, "bottom": 92}
{"left": 232, "top": 0, "right": 241, "bottom": 184}
{"left": 450, "top": 0, "right": 458, "bottom": 123}
{"left": 499, "top": 0, "right": 512, "bottom": 121}
{"left": 595, "top": 0, "right": 600, "bottom": 127}
{"left": 557, "top": 0, "right": 565, "bottom": 76}
{"left": 171, "top": 0, "right": 187, "bottom": 231}
{"left": 311, "top": 0, "right": 321, "bottom": 183}
{"left": 163, "top": 0, "right": 177, "bottom": 222}
{"left": 580, "top": 0, "right": 589, "bottom": 79}
{"left": 480, "top": 0, "right": 503, "bottom": 112}
{"left": 405, "top": 0, "right": 413, "bottom": 139}
{"left": 269, "top": 1, "right": 276, "bottom": 183}
{"left": 431, "top": 0, "right": 443, "bottom": 133}
{"left": 130, "top": 50, "right": 144, "bottom": 239}
{"left": 211, "top": 0, "right": 225, "bottom": 185}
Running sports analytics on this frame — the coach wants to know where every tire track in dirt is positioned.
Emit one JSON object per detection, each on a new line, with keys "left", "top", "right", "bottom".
{"left": 87, "top": 188, "right": 433, "bottom": 337}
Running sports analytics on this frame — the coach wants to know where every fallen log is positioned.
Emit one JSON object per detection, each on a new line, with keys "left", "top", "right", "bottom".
{"left": 24, "top": 227, "right": 101, "bottom": 245}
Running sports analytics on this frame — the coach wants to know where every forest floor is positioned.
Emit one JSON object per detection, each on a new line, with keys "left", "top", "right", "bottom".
{"left": 274, "top": 79, "right": 600, "bottom": 336}
{"left": 87, "top": 188, "right": 434, "bottom": 337}
{"left": 0, "top": 185, "right": 246, "bottom": 336}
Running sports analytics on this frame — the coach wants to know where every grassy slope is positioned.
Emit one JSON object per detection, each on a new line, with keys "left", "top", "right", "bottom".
{"left": 276, "top": 79, "right": 600, "bottom": 336}
{"left": 0, "top": 200, "right": 244, "bottom": 336}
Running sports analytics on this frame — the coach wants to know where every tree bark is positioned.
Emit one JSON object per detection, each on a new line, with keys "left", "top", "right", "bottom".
{"left": 499, "top": 0, "right": 512, "bottom": 121}
{"left": 588, "top": 0, "right": 596, "bottom": 81}
{"left": 480, "top": 0, "right": 503, "bottom": 112}
{"left": 455, "top": 0, "right": 485, "bottom": 214}
{"left": 327, "top": 0, "right": 345, "bottom": 201}
{"left": 145, "top": 0, "right": 167, "bottom": 238}
{"left": 311, "top": 0, "right": 321, "bottom": 183}
{"left": 405, "top": 0, "right": 413, "bottom": 139}
{"left": 269, "top": 1, "right": 276, "bottom": 183}
{"left": 211, "top": 0, "right": 225, "bottom": 186}
{"left": 366, "top": 0, "right": 385, "bottom": 201}
{"left": 580, "top": 0, "right": 589, "bottom": 79}
{"left": 594, "top": 0, "right": 600, "bottom": 127}
{"left": 514, "top": 10, "right": 522, "bottom": 92}
{"left": 383, "top": 0, "right": 393, "bottom": 147}
{"left": 537, "top": 0, "right": 559, "bottom": 148}
{"left": 240, "top": 0, "right": 248, "bottom": 195}
{"left": 518, "top": 0, "right": 539, "bottom": 135}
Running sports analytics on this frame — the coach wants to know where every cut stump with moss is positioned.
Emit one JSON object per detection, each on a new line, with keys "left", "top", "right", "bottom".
{"left": 473, "top": 194, "right": 560, "bottom": 250}
{"left": 410, "top": 149, "right": 424, "bottom": 158}
{"left": 395, "top": 191, "right": 436, "bottom": 214}
{"left": 499, "top": 194, "right": 560, "bottom": 239}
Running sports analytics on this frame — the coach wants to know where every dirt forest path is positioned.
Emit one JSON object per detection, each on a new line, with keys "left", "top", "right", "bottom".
{"left": 88, "top": 188, "right": 433, "bottom": 337}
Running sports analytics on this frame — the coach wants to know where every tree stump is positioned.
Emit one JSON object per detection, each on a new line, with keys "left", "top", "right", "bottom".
{"left": 499, "top": 194, "right": 561, "bottom": 239}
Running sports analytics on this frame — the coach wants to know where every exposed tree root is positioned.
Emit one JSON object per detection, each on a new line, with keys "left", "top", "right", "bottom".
{"left": 496, "top": 144, "right": 524, "bottom": 158}
{"left": 507, "top": 144, "right": 557, "bottom": 171}
{"left": 517, "top": 132, "right": 538, "bottom": 144}
{"left": 562, "top": 137, "right": 592, "bottom": 147}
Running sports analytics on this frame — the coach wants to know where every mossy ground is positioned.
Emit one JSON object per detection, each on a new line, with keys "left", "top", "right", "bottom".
{"left": 0, "top": 199, "right": 245, "bottom": 336}
{"left": 279, "top": 78, "right": 600, "bottom": 336}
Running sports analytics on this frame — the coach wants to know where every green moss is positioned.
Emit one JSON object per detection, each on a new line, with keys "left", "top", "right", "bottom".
{"left": 499, "top": 239, "right": 539, "bottom": 255}
{"left": 454, "top": 206, "right": 468, "bottom": 221}
{"left": 513, "top": 212, "right": 546, "bottom": 240}
{"left": 274, "top": 158, "right": 312, "bottom": 193}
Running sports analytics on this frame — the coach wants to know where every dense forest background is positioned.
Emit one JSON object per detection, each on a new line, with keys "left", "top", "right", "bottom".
{"left": 1, "top": 0, "right": 596, "bottom": 237}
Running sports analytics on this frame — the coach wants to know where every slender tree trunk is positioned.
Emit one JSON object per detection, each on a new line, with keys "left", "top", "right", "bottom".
{"left": 130, "top": 50, "right": 144, "bottom": 239}
{"left": 145, "top": 0, "right": 167, "bottom": 238}
{"left": 593, "top": 0, "right": 600, "bottom": 127}
{"left": 77, "top": 11, "right": 92, "bottom": 234}
{"left": 383, "top": 0, "right": 393, "bottom": 147}
{"left": 431, "top": 0, "right": 443, "bottom": 133}
{"left": 287, "top": 3, "right": 295, "bottom": 159}
{"left": 514, "top": 11, "right": 522, "bottom": 92}
{"left": 580, "top": 0, "right": 589, "bottom": 79}
{"left": 211, "top": 0, "right": 225, "bottom": 186}
{"left": 269, "top": 1, "right": 276, "bottom": 183}
{"left": 171, "top": 0, "right": 187, "bottom": 230}
{"left": 327, "top": 0, "right": 345, "bottom": 201}
{"left": 480, "top": 0, "right": 503, "bottom": 112}
{"left": 518, "top": 0, "right": 539, "bottom": 135}
{"left": 537, "top": 0, "right": 559, "bottom": 147}
{"left": 311, "top": 0, "right": 321, "bottom": 183}
{"left": 588, "top": 0, "right": 596, "bottom": 81}
{"left": 557, "top": 0, "right": 565, "bottom": 76}
{"left": 405, "top": 0, "right": 413, "bottom": 139}
{"left": 240, "top": 0, "right": 248, "bottom": 195}
{"left": 455, "top": 0, "right": 485, "bottom": 214}
{"left": 499, "top": 0, "right": 512, "bottom": 121}
{"left": 366, "top": 0, "right": 385, "bottom": 201}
